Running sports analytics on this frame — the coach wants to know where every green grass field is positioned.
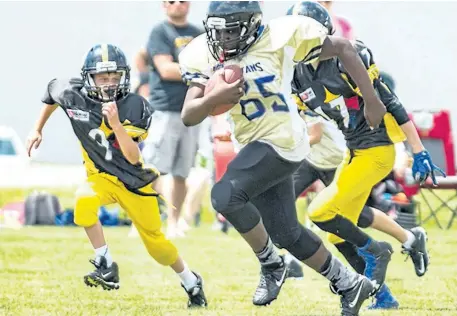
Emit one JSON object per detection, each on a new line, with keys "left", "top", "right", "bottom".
{"left": 1, "top": 225, "right": 457, "bottom": 316}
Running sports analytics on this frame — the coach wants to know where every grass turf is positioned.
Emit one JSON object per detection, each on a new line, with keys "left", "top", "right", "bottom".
{"left": 1, "top": 225, "right": 456, "bottom": 316}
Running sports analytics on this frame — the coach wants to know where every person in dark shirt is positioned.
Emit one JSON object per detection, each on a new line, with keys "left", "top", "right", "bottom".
{"left": 26, "top": 43, "right": 207, "bottom": 308}
{"left": 142, "top": 1, "right": 203, "bottom": 238}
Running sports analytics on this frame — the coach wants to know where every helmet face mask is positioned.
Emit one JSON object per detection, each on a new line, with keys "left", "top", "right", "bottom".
{"left": 90, "top": 70, "right": 126, "bottom": 102}
{"left": 81, "top": 45, "right": 131, "bottom": 102}
{"left": 204, "top": 1, "right": 262, "bottom": 62}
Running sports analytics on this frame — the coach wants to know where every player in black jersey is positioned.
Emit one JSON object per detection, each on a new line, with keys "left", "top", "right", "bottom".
{"left": 288, "top": 1, "right": 444, "bottom": 309}
{"left": 26, "top": 44, "right": 207, "bottom": 308}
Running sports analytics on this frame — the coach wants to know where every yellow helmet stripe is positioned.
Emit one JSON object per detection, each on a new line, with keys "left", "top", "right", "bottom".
{"left": 101, "top": 43, "right": 109, "bottom": 62}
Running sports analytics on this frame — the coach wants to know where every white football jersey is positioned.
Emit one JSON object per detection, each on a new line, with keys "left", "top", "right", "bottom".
{"left": 302, "top": 112, "right": 346, "bottom": 169}
{"left": 179, "top": 15, "right": 327, "bottom": 162}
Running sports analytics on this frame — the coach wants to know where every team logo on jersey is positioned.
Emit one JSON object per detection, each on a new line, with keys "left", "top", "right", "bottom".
{"left": 67, "top": 109, "right": 90, "bottom": 122}
{"left": 299, "top": 88, "right": 316, "bottom": 102}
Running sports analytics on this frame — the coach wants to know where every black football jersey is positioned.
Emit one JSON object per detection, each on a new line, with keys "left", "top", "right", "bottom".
{"left": 292, "top": 41, "right": 409, "bottom": 150}
{"left": 42, "top": 78, "right": 158, "bottom": 191}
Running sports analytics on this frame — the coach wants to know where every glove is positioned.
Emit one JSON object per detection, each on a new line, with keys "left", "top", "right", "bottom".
{"left": 412, "top": 150, "right": 446, "bottom": 185}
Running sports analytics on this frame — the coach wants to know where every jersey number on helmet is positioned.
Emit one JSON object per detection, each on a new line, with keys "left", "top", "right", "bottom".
{"left": 240, "top": 75, "right": 289, "bottom": 121}
{"left": 89, "top": 129, "right": 113, "bottom": 161}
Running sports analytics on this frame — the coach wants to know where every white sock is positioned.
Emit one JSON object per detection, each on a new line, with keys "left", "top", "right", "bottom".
{"left": 95, "top": 245, "right": 113, "bottom": 267}
{"left": 402, "top": 230, "right": 416, "bottom": 249}
{"left": 178, "top": 263, "right": 198, "bottom": 291}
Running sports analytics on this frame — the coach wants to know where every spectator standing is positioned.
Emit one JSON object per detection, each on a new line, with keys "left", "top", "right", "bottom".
{"left": 142, "top": 1, "right": 203, "bottom": 238}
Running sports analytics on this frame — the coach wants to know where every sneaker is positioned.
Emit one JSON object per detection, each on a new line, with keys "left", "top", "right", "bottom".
{"left": 357, "top": 241, "right": 393, "bottom": 293}
{"left": 402, "top": 227, "right": 429, "bottom": 277}
{"left": 84, "top": 256, "right": 120, "bottom": 291}
{"left": 339, "top": 275, "right": 374, "bottom": 316}
{"left": 252, "top": 256, "right": 288, "bottom": 306}
{"left": 181, "top": 272, "right": 208, "bottom": 308}
{"left": 368, "top": 284, "right": 399, "bottom": 310}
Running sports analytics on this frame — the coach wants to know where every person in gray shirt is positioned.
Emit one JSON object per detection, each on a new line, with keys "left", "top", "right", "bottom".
{"left": 143, "top": 1, "right": 203, "bottom": 238}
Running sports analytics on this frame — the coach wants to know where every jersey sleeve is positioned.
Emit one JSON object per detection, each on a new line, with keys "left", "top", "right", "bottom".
{"left": 268, "top": 16, "right": 327, "bottom": 64}
{"left": 41, "top": 78, "right": 83, "bottom": 108}
{"left": 147, "top": 24, "right": 173, "bottom": 58}
{"left": 376, "top": 80, "right": 410, "bottom": 125}
{"left": 123, "top": 95, "right": 154, "bottom": 142}
{"left": 288, "top": 16, "right": 328, "bottom": 64}
{"left": 41, "top": 78, "right": 57, "bottom": 105}
{"left": 178, "top": 34, "right": 211, "bottom": 85}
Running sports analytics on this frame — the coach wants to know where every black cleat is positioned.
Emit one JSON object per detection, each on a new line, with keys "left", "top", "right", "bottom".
{"left": 402, "top": 227, "right": 429, "bottom": 277}
{"left": 357, "top": 241, "right": 393, "bottom": 293}
{"left": 252, "top": 256, "right": 288, "bottom": 306}
{"left": 84, "top": 256, "right": 120, "bottom": 291}
{"left": 285, "top": 256, "right": 304, "bottom": 279}
{"left": 182, "top": 272, "right": 208, "bottom": 308}
{"left": 339, "top": 275, "right": 375, "bottom": 316}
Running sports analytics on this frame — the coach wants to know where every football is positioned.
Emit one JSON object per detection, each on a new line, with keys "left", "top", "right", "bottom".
{"left": 204, "top": 64, "right": 243, "bottom": 116}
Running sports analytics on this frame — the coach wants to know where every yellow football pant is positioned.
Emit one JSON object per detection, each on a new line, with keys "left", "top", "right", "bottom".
{"left": 74, "top": 173, "right": 178, "bottom": 266}
{"left": 308, "top": 144, "right": 395, "bottom": 245}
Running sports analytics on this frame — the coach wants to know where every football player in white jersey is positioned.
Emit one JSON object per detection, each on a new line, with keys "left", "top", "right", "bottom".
{"left": 179, "top": 2, "right": 388, "bottom": 314}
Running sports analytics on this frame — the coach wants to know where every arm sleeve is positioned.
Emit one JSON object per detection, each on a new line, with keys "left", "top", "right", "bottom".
{"left": 377, "top": 80, "right": 410, "bottom": 125}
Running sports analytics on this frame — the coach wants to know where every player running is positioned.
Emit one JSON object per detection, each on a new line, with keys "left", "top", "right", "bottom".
{"left": 26, "top": 44, "right": 207, "bottom": 308}
{"left": 288, "top": 108, "right": 430, "bottom": 309}
{"left": 179, "top": 1, "right": 390, "bottom": 315}
{"left": 289, "top": 0, "right": 444, "bottom": 305}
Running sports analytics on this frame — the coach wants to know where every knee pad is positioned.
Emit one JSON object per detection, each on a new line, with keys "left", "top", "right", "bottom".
{"left": 211, "top": 180, "right": 235, "bottom": 215}
{"left": 357, "top": 206, "right": 374, "bottom": 228}
{"left": 74, "top": 196, "right": 100, "bottom": 227}
{"left": 211, "top": 180, "right": 261, "bottom": 233}
{"left": 270, "top": 226, "right": 301, "bottom": 250}
{"left": 283, "top": 226, "right": 323, "bottom": 261}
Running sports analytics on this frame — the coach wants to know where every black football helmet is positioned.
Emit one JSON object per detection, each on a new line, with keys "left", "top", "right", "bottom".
{"left": 81, "top": 44, "right": 131, "bottom": 101}
{"left": 287, "top": 1, "right": 335, "bottom": 35}
{"left": 204, "top": 1, "right": 262, "bottom": 62}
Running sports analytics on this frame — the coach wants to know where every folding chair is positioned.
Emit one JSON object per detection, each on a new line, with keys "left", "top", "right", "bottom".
{"left": 409, "top": 110, "right": 457, "bottom": 229}
{"left": 419, "top": 176, "right": 457, "bottom": 229}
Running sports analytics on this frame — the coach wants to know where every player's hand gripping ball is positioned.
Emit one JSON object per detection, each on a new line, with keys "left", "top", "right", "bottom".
{"left": 204, "top": 65, "right": 244, "bottom": 116}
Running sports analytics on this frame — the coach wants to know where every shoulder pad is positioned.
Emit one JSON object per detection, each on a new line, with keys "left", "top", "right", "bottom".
{"left": 267, "top": 15, "right": 325, "bottom": 51}
{"left": 179, "top": 34, "right": 212, "bottom": 84}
